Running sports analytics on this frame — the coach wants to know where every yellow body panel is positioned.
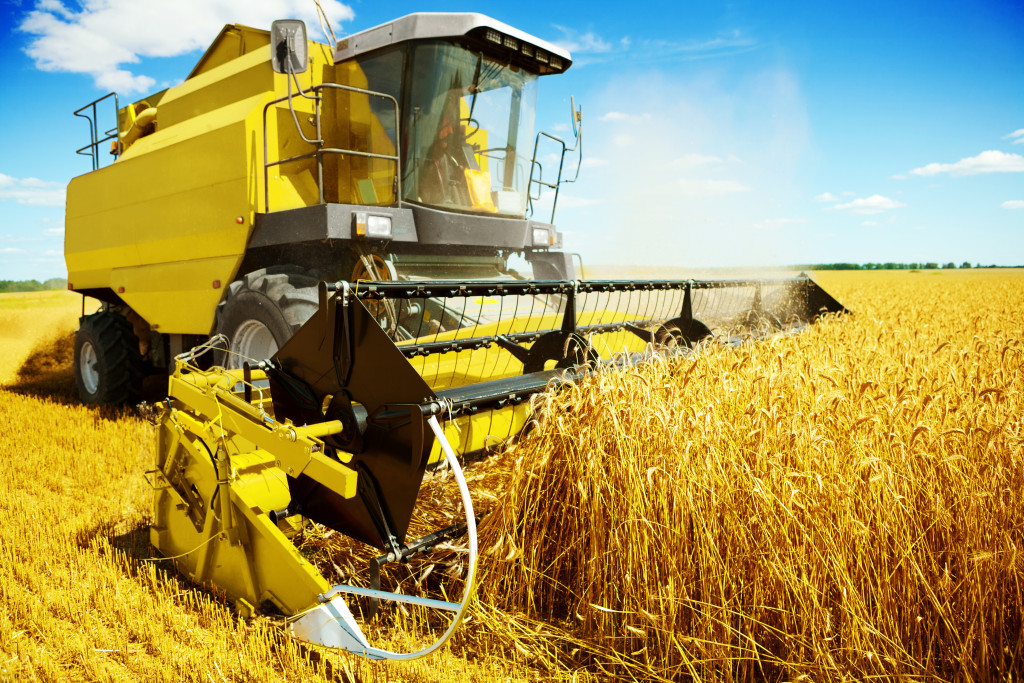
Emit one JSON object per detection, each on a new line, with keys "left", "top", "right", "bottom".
{"left": 403, "top": 311, "right": 651, "bottom": 391}
{"left": 187, "top": 24, "right": 272, "bottom": 79}
{"left": 64, "top": 27, "right": 375, "bottom": 334}
{"left": 427, "top": 402, "right": 530, "bottom": 464}
{"left": 109, "top": 256, "right": 241, "bottom": 332}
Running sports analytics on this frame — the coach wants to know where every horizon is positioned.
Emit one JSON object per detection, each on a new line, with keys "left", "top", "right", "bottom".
{"left": 6, "top": 263, "right": 1024, "bottom": 289}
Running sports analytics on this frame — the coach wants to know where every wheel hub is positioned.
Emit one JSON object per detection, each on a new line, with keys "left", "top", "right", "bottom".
{"left": 79, "top": 341, "right": 99, "bottom": 394}
{"left": 230, "top": 320, "right": 279, "bottom": 368}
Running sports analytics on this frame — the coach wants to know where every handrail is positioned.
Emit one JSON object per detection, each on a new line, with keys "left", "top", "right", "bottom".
{"left": 262, "top": 82, "right": 401, "bottom": 213}
{"left": 73, "top": 92, "right": 119, "bottom": 171}
{"left": 527, "top": 131, "right": 566, "bottom": 224}
{"left": 526, "top": 107, "right": 582, "bottom": 224}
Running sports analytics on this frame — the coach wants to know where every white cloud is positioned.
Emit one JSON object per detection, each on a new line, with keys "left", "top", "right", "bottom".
{"left": 600, "top": 111, "right": 650, "bottom": 123}
{"left": 669, "top": 153, "right": 732, "bottom": 169}
{"left": 909, "top": 150, "right": 1024, "bottom": 177}
{"left": 754, "top": 217, "right": 806, "bottom": 230}
{"left": 862, "top": 220, "right": 879, "bottom": 226}
{"left": 552, "top": 26, "right": 613, "bottom": 54}
{"left": 600, "top": 111, "right": 628, "bottom": 122}
{"left": 44, "top": 226, "right": 65, "bottom": 235}
{"left": 530, "top": 193, "right": 601, "bottom": 218}
{"left": 0, "top": 173, "right": 66, "bottom": 206}
{"left": 814, "top": 192, "right": 840, "bottom": 203}
{"left": 674, "top": 178, "right": 750, "bottom": 197}
{"left": 0, "top": 248, "right": 27, "bottom": 254}
{"left": 581, "top": 157, "right": 608, "bottom": 168}
{"left": 832, "top": 194, "right": 905, "bottom": 215}
{"left": 556, "top": 195, "right": 602, "bottom": 209}
{"left": 1003, "top": 129, "right": 1024, "bottom": 145}
{"left": 19, "top": 0, "right": 355, "bottom": 94}
{"left": 1002, "top": 200, "right": 1024, "bottom": 210}
{"left": 636, "top": 31, "right": 758, "bottom": 62}
{"left": 553, "top": 27, "right": 755, "bottom": 66}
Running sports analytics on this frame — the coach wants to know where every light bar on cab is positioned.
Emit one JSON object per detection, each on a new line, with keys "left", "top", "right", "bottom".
{"left": 468, "top": 25, "right": 569, "bottom": 74}
{"left": 334, "top": 13, "right": 573, "bottom": 76}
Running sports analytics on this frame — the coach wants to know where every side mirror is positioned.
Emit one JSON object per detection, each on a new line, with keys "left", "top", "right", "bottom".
{"left": 271, "top": 20, "right": 308, "bottom": 74}
{"left": 570, "top": 95, "right": 582, "bottom": 138}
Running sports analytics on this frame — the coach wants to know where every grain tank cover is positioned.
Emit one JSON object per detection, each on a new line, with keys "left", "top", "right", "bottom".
{"left": 334, "top": 12, "right": 572, "bottom": 75}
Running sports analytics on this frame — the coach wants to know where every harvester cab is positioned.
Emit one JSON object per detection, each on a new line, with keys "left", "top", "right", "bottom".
{"left": 64, "top": 11, "right": 847, "bottom": 661}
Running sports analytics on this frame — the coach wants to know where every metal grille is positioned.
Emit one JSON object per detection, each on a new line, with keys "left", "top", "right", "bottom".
{"left": 348, "top": 276, "right": 821, "bottom": 398}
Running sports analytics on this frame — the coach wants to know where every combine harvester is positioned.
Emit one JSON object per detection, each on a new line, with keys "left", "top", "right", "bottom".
{"left": 65, "top": 14, "right": 846, "bottom": 659}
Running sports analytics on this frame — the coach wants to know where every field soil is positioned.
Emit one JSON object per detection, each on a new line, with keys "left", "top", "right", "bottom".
{"left": 1, "top": 270, "right": 1022, "bottom": 681}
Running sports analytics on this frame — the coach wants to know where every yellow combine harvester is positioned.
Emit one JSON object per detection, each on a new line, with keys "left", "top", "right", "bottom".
{"left": 65, "top": 14, "right": 846, "bottom": 659}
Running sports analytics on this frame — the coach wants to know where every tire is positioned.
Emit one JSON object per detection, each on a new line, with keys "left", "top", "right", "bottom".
{"left": 74, "top": 311, "right": 143, "bottom": 405}
{"left": 214, "top": 267, "right": 320, "bottom": 369}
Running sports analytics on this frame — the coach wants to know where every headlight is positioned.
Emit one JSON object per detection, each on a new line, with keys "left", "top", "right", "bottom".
{"left": 532, "top": 227, "right": 550, "bottom": 247}
{"left": 354, "top": 212, "right": 393, "bottom": 238}
{"left": 367, "top": 215, "right": 392, "bottom": 237}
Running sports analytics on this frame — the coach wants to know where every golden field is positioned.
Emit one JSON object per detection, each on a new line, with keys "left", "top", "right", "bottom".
{"left": 1, "top": 269, "right": 1022, "bottom": 681}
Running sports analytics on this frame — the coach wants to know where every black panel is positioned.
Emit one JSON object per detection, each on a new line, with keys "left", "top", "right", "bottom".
{"left": 249, "top": 204, "right": 419, "bottom": 248}
{"left": 251, "top": 202, "right": 564, "bottom": 253}
{"left": 409, "top": 203, "right": 534, "bottom": 249}
{"left": 526, "top": 250, "right": 575, "bottom": 279}
{"left": 73, "top": 287, "right": 127, "bottom": 306}
{"left": 805, "top": 277, "right": 851, "bottom": 319}
{"left": 270, "top": 291, "right": 437, "bottom": 550}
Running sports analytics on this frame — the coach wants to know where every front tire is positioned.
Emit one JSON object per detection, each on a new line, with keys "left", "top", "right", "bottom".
{"left": 74, "top": 311, "right": 143, "bottom": 405}
{"left": 214, "top": 267, "right": 320, "bottom": 369}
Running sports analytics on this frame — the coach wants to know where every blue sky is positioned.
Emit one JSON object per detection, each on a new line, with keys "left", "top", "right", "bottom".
{"left": 1, "top": 0, "right": 1022, "bottom": 280}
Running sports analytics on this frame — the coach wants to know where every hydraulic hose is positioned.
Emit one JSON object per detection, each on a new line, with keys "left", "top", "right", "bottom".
{"left": 313, "top": 414, "right": 478, "bottom": 660}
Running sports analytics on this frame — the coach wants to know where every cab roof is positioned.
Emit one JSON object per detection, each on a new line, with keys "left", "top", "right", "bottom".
{"left": 334, "top": 12, "right": 572, "bottom": 75}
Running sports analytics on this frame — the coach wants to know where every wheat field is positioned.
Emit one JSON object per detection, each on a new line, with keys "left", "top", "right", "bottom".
{"left": 1, "top": 270, "right": 1022, "bottom": 681}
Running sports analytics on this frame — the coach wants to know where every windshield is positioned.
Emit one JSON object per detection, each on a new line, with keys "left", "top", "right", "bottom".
{"left": 403, "top": 42, "right": 537, "bottom": 217}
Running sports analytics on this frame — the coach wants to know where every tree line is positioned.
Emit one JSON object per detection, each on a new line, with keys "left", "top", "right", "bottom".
{"left": 0, "top": 279, "right": 68, "bottom": 294}
{"left": 791, "top": 262, "right": 1021, "bottom": 271}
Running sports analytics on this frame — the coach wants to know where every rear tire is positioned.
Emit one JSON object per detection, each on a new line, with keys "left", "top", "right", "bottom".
{"left": 214, "top": 267, "right": 320, "bottom": 369}
{"left": 74, "top": 311, "right": 143, "bottom": 405}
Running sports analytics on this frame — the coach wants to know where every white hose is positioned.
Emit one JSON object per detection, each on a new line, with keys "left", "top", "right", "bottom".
{"left": 335, "top": 414, "right": 478, "bottom": 660}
